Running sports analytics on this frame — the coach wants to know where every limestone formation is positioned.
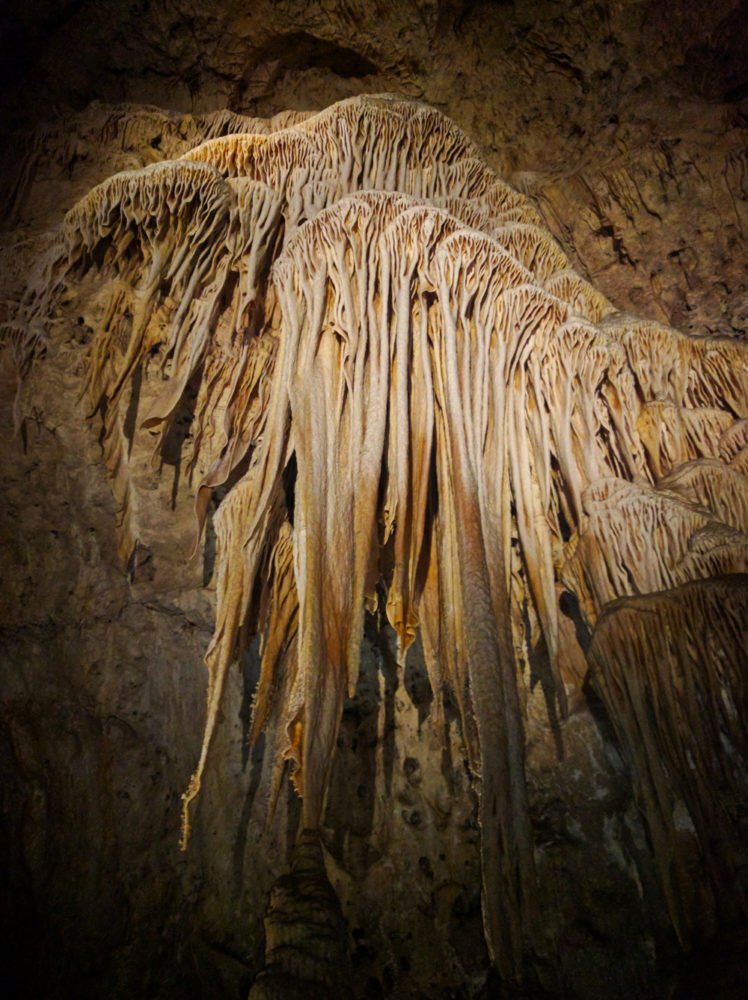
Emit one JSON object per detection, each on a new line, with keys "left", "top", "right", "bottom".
{"left": 6, "top": 94, "right": 748, "bottom": 988}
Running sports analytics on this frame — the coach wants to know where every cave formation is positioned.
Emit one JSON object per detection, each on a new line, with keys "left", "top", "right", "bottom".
{"left": 1, "top": 3, "right": 748, "bottom": 998}
{"left": 4, "top": 91, "right": 747, "bottom": 996}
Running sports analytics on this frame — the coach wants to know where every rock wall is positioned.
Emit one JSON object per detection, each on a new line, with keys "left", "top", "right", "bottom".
{"left": 1, "top": 3, "right": 746, "bottom": 999}
{"left": 3, "top": 0, "right": 747, "bottom": 337}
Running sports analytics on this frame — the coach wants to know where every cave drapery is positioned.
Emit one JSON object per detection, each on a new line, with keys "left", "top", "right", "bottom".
{"left": 8, "top": 94, "right": 748, "bottom": 984}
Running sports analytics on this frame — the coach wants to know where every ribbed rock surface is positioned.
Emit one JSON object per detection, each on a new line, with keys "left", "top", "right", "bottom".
{"left": 0, "top": 4, "right": 746, "bottom": 1000}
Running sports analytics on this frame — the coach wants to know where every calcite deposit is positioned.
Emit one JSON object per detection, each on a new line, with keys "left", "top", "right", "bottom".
{"left": 1, "top": 4, "right": 747, "bottom": 999}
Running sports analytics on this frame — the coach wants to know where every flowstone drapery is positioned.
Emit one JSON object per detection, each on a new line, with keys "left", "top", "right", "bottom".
{"left": 9, "top": 95, "right": 748, "bottom": 983}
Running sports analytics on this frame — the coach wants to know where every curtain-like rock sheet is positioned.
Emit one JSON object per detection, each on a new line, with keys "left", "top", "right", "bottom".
{"left": 587, "top": 576, "right": 748, "bottom": 946}
{"left": 13, "top": 94, "right": 748, "bottom": 980}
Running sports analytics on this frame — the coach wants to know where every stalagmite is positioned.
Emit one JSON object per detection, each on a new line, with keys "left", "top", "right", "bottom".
{"left": 11, "top": 94, "right": 748, "bottom": 984}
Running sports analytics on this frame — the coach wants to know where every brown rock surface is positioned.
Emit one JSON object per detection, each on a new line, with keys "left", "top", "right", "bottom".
{"left": 1, "top": 4, "right": 747, "bottom": 1000}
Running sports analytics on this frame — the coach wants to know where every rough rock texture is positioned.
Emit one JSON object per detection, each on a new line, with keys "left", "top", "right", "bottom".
{"left": 3, "top": 0, "right": 747, "bottom": 340}
{"left": 1, "top": 4, "right": 747, "bottom": 1000}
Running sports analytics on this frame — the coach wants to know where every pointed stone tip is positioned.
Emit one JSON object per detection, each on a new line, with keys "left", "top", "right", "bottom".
{"left": 292, "top": 827, "right": 324, "bottom": 874}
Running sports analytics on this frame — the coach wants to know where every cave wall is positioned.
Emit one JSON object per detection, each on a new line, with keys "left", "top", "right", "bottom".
{"left": 3, "top": 0, "right": 747, "bottom": 336}
{"left": 1, "top": 3, "right": 747, "bottom": 999}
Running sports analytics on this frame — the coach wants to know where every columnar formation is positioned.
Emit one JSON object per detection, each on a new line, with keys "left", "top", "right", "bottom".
{"left": 8, "top": 95, "right": 748, "bottom": 982}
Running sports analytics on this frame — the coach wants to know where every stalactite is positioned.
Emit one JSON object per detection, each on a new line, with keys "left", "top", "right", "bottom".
{"left": 659, "top": 459, "right": 748, "bottom": 535}
{"left": 15, "top": 94, "right": 748, "bottom": 983}
{"left": 587, "top": 576, "right": 748, "bottom": 945}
